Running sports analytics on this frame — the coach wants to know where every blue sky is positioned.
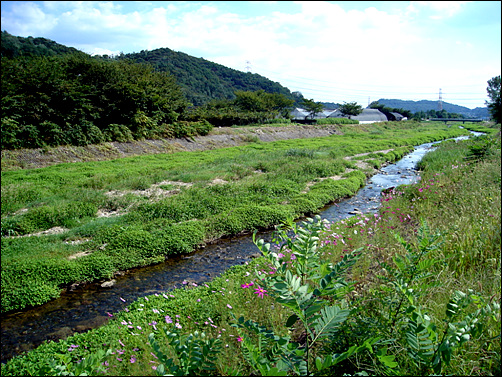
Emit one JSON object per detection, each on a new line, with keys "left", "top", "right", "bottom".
{"left": 1, "top": 1, "right": 500, "bottom": 109}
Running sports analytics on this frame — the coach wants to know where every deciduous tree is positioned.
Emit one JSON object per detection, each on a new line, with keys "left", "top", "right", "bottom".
{"left": 486, "top": 75, "right": 501, "bottom": 124}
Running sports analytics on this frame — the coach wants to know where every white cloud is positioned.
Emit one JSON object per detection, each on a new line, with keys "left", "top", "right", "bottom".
{"left": 1, "top": 0, "right": 498, "bottom": 108}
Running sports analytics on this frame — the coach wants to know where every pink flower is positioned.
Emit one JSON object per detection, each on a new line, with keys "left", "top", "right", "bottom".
{"left": 237, "top": 336, "right": 243, "bottom": 342}
{"left": 165, "top": 315, "right": 172, "bottom": 324}
{"left": 119, "top": 297, "right": 126, "bottom": 302}
{"left": 227, "top": 304, "right": 233, "bottom": 309}
{"left": 254, "top": 286, "right": 268, "bottom": 299}
{"left": 241, "top": 282, "right": 254, "bottom": 289}
{"left": 130, "top": 356, "right": 136, "bottom": 363}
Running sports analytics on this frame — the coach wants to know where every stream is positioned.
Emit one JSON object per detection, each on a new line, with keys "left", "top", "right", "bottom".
{"left": 0, "top": 133, "right": 480, "bottom": 364}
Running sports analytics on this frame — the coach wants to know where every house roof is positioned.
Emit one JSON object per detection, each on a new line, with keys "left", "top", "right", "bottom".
{"left": 352, "top": 108, "right": 388, "bottom": 122}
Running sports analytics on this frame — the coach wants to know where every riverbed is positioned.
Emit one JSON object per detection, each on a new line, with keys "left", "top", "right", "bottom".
{"left": 0, "top": 134, "right": 478, "bottom": 363}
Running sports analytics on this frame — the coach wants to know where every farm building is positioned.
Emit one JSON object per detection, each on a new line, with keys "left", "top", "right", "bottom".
{"left": 390, "top": 112, "right": 407, "bottom": 121}
{"left": 351, "top": 108, "right": 388, "bottom": 124}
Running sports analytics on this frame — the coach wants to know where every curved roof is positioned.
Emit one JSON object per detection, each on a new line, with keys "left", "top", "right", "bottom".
{"left": 352, "top": 108, "right": 388, "bottom": 122}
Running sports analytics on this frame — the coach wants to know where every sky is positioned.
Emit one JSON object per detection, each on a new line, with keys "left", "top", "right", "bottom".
{"left": 1, "top": 1, "right": 501, "bottom": 109}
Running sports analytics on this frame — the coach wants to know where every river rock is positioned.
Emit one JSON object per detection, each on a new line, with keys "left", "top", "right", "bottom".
{"left": 74, "top": 316, "right": 109, "bottom": 332}
{"left": 100, "top": 279, "right": 116, "bottom": 288}
{"left": 48, "top": 326, "right": 74, "bottom": 339}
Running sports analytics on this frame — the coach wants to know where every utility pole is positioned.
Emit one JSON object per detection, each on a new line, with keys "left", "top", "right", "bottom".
{"left": 245, "top": 60, "right": 252, "bottom": 73}
{"left": 438, "top": 88, "right": 443, "bottom": 111}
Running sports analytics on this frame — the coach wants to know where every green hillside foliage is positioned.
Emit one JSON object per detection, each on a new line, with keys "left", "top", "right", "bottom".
{"left": 116, "top": 48, "right": 301, "bottom": 107}
{"left": 1, "top": 52, "right": 193, "bottom": 149}
{"left": 1, "top": 31, "right": 80, "bottom": 58}
{"left": 1, "top": 32, "right": 305, "bottom": 150}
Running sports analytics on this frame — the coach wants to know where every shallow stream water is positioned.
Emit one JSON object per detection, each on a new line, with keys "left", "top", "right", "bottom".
{"left": 0, "top": 133, "right": 479, "bottom": 363}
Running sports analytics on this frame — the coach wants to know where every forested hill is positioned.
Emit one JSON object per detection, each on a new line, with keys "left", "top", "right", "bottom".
{"left": 119, "top": 48, "right": 297, "bottom": 106}
{"left": 377, "top": 98, "right": 489, "bottom": 119}
{"left": 1, "top": 31, "right": 80, "bottom": 58}
{"left": 1, "top": 31, "right": 298, "bottom": 107}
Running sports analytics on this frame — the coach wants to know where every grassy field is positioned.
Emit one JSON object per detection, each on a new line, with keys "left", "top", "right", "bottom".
{"left": 1, "top": 121, "right": 500, "bottom": 376}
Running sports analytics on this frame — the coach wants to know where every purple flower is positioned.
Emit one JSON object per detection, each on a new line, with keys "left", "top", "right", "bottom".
{"left": 130, "top": 356, "right": 136, "bottom": 363}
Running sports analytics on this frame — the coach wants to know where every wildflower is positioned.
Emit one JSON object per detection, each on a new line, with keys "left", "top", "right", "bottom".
{"left": 165, "top": 315, "right": 172, "bottom": 323}
{"left": 150, "top": 352, "right": 158, "bottom": 359}
{"left": 152, "top": 366, "right": 157, "bottom": 370}
{"left": 163, "top": 293, "right": 169, "bottom": 299}
{"left": 254, "top": 286, "right": 268, "bottom": 299}
{"left": 117, "top": 358, "right": 122, "bottom": 362}
{"left": 227, "top": 304, "right": 233, "bottom": 309}
{"left": 119, "top": 297, "right": 126, "bottom": 302}
{"left": 175, "top": 323, "right": 182, "bottom": 329}
{"left": 237, "top": 336, "right": 243, "bottom": 342}
{"left": 241, "top": 282, "right": 254, "bottom": 288}
{"left": 197, "top": 299, "right": 201, "bottom": 302}
{"left": 130, "top": 356, "right": 136, "bottom": 363}
{"left": 152, "top": 308, "right": 159, "bottom": 314}
{"left": 106, "top": 312, "right": 113, "bottom": 317}
{"left": 119, "top": 339, "right": 126, "bottom": 347}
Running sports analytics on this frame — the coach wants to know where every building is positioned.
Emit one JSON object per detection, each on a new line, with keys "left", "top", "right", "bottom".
{"left": 351, "top": 108, "right": 388, "bottom": 124}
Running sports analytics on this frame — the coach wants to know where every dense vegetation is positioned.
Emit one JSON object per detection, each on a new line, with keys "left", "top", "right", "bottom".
{"left": 1, "top": 31, "right": 308, "bottom": 150}
{"left": 1, "top": 122, "right": 499, "bottom": 376}
{"left": 1, "top": 51, "right": 208, "bottom": 150}
{"left": 1, "top": 121, "right": 476, "bottom": 315}
{"left": 118, "top": 48, "right": 300, "bottom": 107}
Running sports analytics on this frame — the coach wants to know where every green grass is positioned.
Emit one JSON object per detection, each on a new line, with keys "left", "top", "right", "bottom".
{"left": 1, "top": 123, "right": 500, "bottom": 376}
{"left": 0, "top": 121, "right": 476, "bottom": 314}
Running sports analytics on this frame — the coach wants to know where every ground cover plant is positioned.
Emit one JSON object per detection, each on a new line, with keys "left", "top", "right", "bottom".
{"left": 0, "top": 122, "right": 480, "bottom": 314}
{"left": 1, "top": 126, "right": 499, "bottom": 375}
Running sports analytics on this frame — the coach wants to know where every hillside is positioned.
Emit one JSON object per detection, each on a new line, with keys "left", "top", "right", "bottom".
{"left": 1, "top": 31, "right": 80, "bottom": 58}
{"left": 1, "top": 31, "right": 300, "bottom": 108}
{"left": 377, "top": 98, "right": 489, "bottom": 118}
{"left": 118, "top": 48, "right": 300, "bottom": 106}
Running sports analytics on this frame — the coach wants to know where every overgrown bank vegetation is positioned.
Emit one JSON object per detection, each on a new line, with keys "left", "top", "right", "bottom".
{"left": 1, "top": 122, "right": 499, "bottom": 375}
{"left": 1, "top": 121, "right": 474, "bottom": 314}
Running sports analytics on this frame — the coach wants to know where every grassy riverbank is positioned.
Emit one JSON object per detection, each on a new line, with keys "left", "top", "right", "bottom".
{"left": 1, "top": 121, "right": 476, "bottom": 314}
{"left": 1, "top": 122, "right": 499, "bottom": 375}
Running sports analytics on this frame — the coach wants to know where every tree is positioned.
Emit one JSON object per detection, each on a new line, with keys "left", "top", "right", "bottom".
{"left": 339, "top": 101, "right": 363, "bottom": 119}
{"left": 486, "top": 75, "right": 501, "bottom": 124}
{"left": 302, "top": 98, "right": 324, "bottom": 119}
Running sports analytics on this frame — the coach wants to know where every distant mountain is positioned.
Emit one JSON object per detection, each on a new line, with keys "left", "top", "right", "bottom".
{"left": 377, "top": 98, "right": 489, "bottom": 119}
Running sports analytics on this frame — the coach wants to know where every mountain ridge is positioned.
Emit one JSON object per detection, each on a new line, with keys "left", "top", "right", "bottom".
{"left": 376, "top": 98, "right": 488, "bottom": 118}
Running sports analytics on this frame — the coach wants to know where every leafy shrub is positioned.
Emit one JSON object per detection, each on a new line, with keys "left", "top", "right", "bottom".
{"left": 103, "top": 124, "right": 134, "bottom": 143}
{"left": 1, "top": 279, "right": 62, "bottom": 313}
{"left": 74, "top": 253, "right": 116, "bottom": 282}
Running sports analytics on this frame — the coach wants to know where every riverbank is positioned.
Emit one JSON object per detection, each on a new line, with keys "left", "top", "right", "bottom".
{"left": 2, "top": 122, "right": 473, "bottom": 314}
{"left": 1, "top": 124, "right": 500, "bottom": 376}
{"left": 1, "top": 124, "right": 342, "bottom": 171}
